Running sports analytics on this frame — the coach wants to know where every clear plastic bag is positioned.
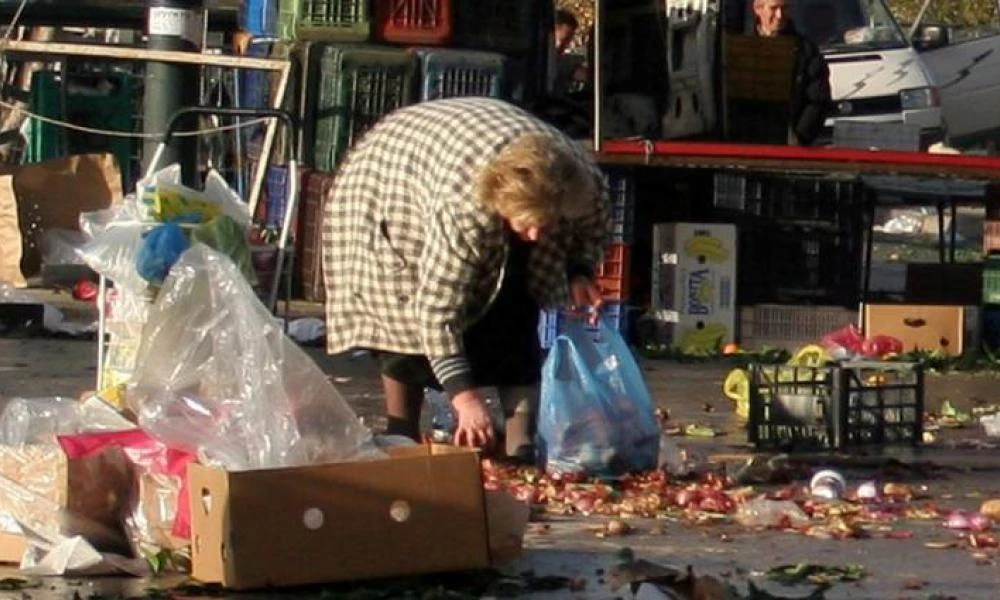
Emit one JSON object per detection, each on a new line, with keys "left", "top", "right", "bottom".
{"left": 128, "top": 244, "right": 380, "bottom": 470}
{"left": 135, "top": 164, "right": 250, "bottom": 228}
{"left": 0, "top": 397, "right": 133, "bottom": 446}
{"left": 735, "top": 496, "right": 810, "bottom": 528}
{"left": 537, "top": 320, "right": 661, "bottom": 477}
{"left": 77, "top": 219, "right": 148, "bottom": 296}
{"left": 40, "top": 229, "right": 88, "bottom": 267}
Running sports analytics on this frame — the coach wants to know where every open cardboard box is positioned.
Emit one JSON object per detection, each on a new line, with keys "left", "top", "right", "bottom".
{"left": 188, "top": 444, "right": 529, "bottom": 590}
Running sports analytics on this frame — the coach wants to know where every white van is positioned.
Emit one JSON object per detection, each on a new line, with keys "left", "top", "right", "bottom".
{"left": 908, "top": 0, "right": 1000, "bottom": 150}
{"left": 786, "top": 0, "right": 944, "bottom": 147}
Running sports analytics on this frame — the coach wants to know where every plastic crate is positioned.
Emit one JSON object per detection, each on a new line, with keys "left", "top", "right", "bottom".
{"left": 297, "top": 171, "right": 334, "bottom": 301}
{"left": 454, "top": 0, "right": 535, "bottom": 53}
{"left": 606, "top": 174, "right": 635, "bottom": 244}
{"left": 739, "top": 304, "right": 857, "bottom": 350}
{"left": 241, "top": 0, "right": 279, "bottom": 36}
{"left": 748, "top": 361, "right": 924, "bottom": 451}
{"left": 279, "top": 0, "right": 371, "bottom": 41}
{"left": 310, "top": 44, "right": 417, "bottom": 171}
{"left": 375, "top": 0, "right": 453, "bottom": 45}
{"left": 416, "top": 48, "right": 505, "bottom": 102}
{"left": 27, "top": 70, "right": 139, "bottom": 189}
{"left": 538, "top": 302, "right": 629, "bottom": 350}
{"left": 595, "top": 243, "right": 631, "bottom": 301}
{"left": 984, "top": 255, "right": 1000, "bottom": 304}
{"left": 264, "top": 165, "right": 290, "bottom": 230}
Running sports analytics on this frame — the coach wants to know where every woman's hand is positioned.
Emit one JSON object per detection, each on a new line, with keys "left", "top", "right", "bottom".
{"left": 569, "top": 275, "right": 603, "bottom": 323}
{"left": 451, "top": 389, "right": 495, "bottom": 448}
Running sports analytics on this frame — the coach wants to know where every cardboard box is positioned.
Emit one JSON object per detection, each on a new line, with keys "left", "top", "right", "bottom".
{"left": 0, "top": 445, "right": 134, "bottom": 559}
{"left": 189, "top": 444, "right": 520, "bottom": 590}
{"left": 864, "top": 304, "right": 968, "bottom": 355}
{"left": 650, "top": 223, "right": 738, "bottom": 352}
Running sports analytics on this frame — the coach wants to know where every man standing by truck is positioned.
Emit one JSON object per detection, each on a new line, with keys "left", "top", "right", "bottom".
{"left": 752, "top": 0, "right": 831, "bottom": 145}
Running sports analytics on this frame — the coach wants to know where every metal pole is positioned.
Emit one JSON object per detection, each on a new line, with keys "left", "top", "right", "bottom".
{"left": 592, "top": 0, "right": 602, "bottom": 152}
{"left": 142, "top": 0, "right": 203, "bottom": 186}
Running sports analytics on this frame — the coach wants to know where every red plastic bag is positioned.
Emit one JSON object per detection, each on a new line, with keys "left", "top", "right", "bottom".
{"left": 58, "top": 430, "right": 196, "bottom": 540}
{"left": 821, "top": 324, "right": 902, "bottom": 360}
{"left": 862, "top": 335, "right": 903, "bottom": 358}
{"left": 821, "top": 324, "right": 866, "bottom": 357}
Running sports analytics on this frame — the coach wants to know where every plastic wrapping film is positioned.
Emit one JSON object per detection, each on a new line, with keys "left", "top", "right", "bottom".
{"left": 0, "top": 445, "right": 134, "bottom": 554}
{"left": 0, "top": 397, "right": 132, "bottom": 447}
{"left": 128, "top": 244, "right": 381, "bottom": 471}
{"left": 59, "top": 430, "right": 195, "bottom": 559}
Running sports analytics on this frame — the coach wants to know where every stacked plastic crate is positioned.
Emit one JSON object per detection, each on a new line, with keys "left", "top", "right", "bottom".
{"left": 538, "top": 171, "right": 635, "bottom": 349}
{"left": 249, "top": 1, "right": 546, "bottom": 299}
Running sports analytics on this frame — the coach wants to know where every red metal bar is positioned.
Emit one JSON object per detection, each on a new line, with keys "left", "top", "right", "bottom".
{"left": 596, "top": 139, "right": 1000, "bottom": 179}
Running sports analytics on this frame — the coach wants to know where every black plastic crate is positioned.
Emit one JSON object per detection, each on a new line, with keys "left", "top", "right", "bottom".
{"left": 748, "top": 361, "right": 924, "bottom": 451}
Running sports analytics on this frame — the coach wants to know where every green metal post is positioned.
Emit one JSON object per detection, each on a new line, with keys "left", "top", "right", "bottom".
{"left": 142, "top": 0, "right": 204, "bottom": 186}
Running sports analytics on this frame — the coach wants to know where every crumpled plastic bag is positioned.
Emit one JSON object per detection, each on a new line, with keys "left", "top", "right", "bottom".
{"left": 59, "top": 429, "right": 196, "bottom": 556}
{"left": 538, "top": 320, "right": 660, "bottom": 477}
{"left": 821, "top": 324, "right": 903, "bottom": 360}
{"left": 127, "top": 244, "right": 380, "bottom": 470}
{"left": 40, "top": 229, "right": 88, "bottom": 267}
{"left": 0, "top": 396, "right": 132, "bottom": 447}
{"left": 135, "top": 223, "right": 190, "bottom": 285}
{"left": 136, "top": 164, "right": 250, "bottom": 229}
{"left": 76, "top": 203, "right": 149, "bottom": 296}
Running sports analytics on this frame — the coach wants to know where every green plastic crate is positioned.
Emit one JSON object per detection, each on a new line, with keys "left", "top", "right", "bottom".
{"left": 27, "top": 70, "right": 139, "bottom": 188}
{"left": 984, "top": 255, "right": 1000, "bottom": 304}
{"left": 309, "top": 44, "right": 416, "bottom": 171}
{"left": 279, "top": 0, "right": 371, "bottom": 41}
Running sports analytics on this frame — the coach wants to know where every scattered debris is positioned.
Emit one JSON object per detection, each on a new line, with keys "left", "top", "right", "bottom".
{"left": 764, "top": 563, "right": 867, "bottom": 586}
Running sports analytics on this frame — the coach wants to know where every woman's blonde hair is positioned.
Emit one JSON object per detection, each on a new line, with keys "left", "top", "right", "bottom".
{"left": 477, "top": 133, "right": 597, "bottom": 226}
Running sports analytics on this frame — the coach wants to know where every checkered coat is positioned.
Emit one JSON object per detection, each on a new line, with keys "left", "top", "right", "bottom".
{"left": 322, "top": 97, "right": 609, "bottom": 359}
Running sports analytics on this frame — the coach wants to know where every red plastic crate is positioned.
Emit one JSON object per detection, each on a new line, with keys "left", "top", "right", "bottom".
{"left": 297, "top": 171, "right": 334, "bottom": 302}
{"left": 595, "top": 243, "right": 631, "bottom": 301}
{"left": 375, "top": 0, "right": 453, "bottom": 45}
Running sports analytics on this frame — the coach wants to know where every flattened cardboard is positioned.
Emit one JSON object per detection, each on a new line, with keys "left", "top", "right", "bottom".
{"left": 189, "top": 444, "right": 491, "bottom": 590}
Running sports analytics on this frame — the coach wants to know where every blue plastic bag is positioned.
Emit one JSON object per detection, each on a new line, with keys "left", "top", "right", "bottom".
{"left": 537, "top": 319, "right": 661, "bottom": 477}
{"left": 136, "top": 222, "right": 190, "bottom": 285}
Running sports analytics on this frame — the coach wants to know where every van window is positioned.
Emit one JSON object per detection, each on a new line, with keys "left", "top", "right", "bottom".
{"left": 791, "top": 0, "right": 909, "bottom": 52}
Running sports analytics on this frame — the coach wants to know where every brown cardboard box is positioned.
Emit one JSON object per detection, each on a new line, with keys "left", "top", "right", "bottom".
{"left": 864, "top": 304, "right": 965, "bottom": 355}
{"left": 189, "top": 445, "right": 504, "bottom": 590}
{"left": 0, "top": 445, "right": 134, "bottom": 558}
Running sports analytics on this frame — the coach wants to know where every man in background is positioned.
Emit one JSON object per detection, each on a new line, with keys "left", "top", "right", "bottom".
{"left": 752, "top": 0, "right": 831, "bottom": 145}
{"left": 553, "top": 9, "right": 588, "bottom": 96}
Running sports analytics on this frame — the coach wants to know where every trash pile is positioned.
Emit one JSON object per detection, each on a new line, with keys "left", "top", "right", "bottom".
{"left": 0, "top": 166, "right": 521, "bottom": 589}
{"left": 483, "top": 457, "right": 1000, "bottom": 561}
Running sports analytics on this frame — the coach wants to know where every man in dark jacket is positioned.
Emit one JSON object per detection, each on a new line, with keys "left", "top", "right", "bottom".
{"left": 752, "top": 0, "right": 831, "bottom": 145}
